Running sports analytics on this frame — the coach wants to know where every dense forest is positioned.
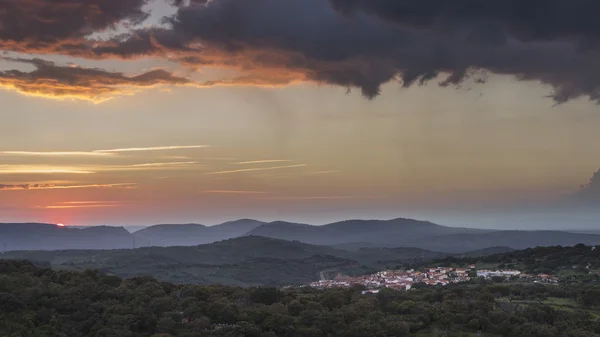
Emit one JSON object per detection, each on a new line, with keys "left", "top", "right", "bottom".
{"left": 418, "top": 244, "right": 600, "bottom": 282}
{"left": 1, "top": 260, "right": 599, "bottom": 337}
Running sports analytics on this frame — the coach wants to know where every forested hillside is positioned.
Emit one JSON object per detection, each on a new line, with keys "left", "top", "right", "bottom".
{"left": 422, "top": 244, "right": 600, "bottom": 281}
{"left": 0, "top": 237, "right": 446, "bottom": 287}
{"left": 1, "top": 260, "right": 599, "bottom": 337}
{"left": 3, "top": 238, "right": 600, "bottom": 287}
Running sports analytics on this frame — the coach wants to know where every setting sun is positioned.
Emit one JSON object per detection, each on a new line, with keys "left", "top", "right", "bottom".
{"left": 56, "top": 223, "right": 65, "bottom": 227}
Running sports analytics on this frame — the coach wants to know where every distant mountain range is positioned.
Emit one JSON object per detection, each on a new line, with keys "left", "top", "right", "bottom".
{"left": 0, "top": 223, "right": 132, "bottom": 251}
{"left": 2, "top": 218, "right": 600, "bottom": 252}
{"left": 244, "top": 218, "right": 600, "bottom": 252}
{"left": 133, "top": 219, "right": 265, "bottom": 246}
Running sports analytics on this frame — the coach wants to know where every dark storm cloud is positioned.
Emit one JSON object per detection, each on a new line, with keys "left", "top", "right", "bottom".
{"left": 329, "top": 0, "right": 600, "bottom": 44}
{"left": 0, "top": 0, "right": 150, "bottom": 54}
{"left": 89, "top": 0, "right": 600, "bottom": 102}
{"left": 3, "top": 0, "right": 600, "bottom": 103}
{"left": 0, "top": 57, "right": 193, "bottom": 102}
{"left": 573, "top": 169, "right": 600, "bottom": 203}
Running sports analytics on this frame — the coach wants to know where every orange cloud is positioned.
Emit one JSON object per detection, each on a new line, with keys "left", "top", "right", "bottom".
{"left": 0, "top": 165, "right": 95, "bottom": 174}
{"left": 0, "top": 58, "right": 194, "bottom": 102}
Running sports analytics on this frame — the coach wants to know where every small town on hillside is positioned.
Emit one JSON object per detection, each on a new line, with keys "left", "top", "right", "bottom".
{"left": 309, "top": 266, "right": 559, "bottom": 293}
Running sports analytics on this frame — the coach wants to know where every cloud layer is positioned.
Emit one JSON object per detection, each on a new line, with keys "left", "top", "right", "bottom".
{"left": 0, "top": 0, "right": 149, "bottom": 55}
{"left": 4, "top": 0, "right": 600, "bottom": 103}
{"left": 0, "top": 57, "right": 191, "bottom": 102}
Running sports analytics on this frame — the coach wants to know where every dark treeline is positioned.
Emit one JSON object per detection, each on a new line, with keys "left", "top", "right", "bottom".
{"left": 1, "top": 260, "right": 600, "bottom": 337}
{"left": 408, "top": 244, "right": 600, "bottom": 279}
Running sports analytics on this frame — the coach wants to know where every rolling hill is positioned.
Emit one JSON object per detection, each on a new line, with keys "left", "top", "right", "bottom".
{"left": 133, "top": 219, "right": 265, "bottom": 246}
{"left": 0, "top": 223, "right": 133, "bottom": 251}
{"left": 0, "top": 236, "right": 363, "bottom": 286}
{"left": 246, "top": 218, "right": 489, "bottom": 247}
{"left": 246, "top": 218, "right": 600, "bottom": 252}
{"left": 0, "top": 235, "right": 514, "bottom": 286}
{"left": 0, "top": 220, "right": 266, "bottom": 251}
{"left": 3, "top": 217, "right": 600, "bottom": 253}
{"left": 411, "top": 230, "right": 600, "bottom": 252}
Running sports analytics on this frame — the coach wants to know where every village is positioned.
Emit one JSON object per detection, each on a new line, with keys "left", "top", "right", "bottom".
{"left": 309, "top": 265, "right": 559, "bottom": 293}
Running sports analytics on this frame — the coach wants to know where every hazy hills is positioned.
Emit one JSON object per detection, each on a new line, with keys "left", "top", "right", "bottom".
{"left": 3, "top": 218, "right": 600, "bottom": 253}
{"left": 245, "top": 218, "right": 491, "bottom": 249}
{"left": 0, "top": 223, "right": 132, "bottom": 251}
{"left": 245, "top": 218, "right": 600, "bottom": 252}
{"left": 133, "top": 219, "right": 265, "bottom": 246}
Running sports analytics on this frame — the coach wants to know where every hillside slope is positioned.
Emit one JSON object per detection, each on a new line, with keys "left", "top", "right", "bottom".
{"left": 0, "top": 236, "right": 511, "bottom": 286}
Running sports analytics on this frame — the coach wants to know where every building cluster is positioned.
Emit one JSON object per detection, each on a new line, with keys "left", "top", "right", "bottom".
{"left": 476, "top": 269, "right": 521, "bottom": 278}
{"left": 309, "top": 266, "right": 475, "bottom": 292}
{"left": 309, "top": 265, "right": 560, "bottom": 291}
{"left": 476, "top": 269, "right": 559, "bottom": 283}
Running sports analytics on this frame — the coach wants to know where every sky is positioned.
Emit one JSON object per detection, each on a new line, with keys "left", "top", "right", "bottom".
{"left": 1, "top": 0, "right": 600, "bottom": 228}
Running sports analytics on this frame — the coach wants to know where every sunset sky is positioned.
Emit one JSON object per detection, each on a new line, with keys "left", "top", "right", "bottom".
{"left": 2, "top": 0, "right": 600, "bottom": 228}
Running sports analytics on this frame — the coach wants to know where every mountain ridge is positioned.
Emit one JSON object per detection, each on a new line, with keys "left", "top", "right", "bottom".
{"left": 2, "top": 218, "right": 600, "bottom": 253}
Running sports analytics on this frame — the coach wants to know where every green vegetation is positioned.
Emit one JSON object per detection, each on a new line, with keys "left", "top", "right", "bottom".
{"left": 1, "top": 260, "right": 600, "bottom": 337}
{"left": 0, "top": 237, "right": 446, "bottom": 287}
{"left": 417, "top": 244, "right": 600, "bottom": 282}
{"left": 2, "top": 238, "right": 599, "bottom": 288}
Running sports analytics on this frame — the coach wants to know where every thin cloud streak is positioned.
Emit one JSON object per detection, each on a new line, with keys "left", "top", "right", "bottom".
{"left": 306, "top": 170, "right": 340, "bottom": 175}
{"left": 0, "top": 166, "right": 94, "bottom": 174}
{"left": 202, "top": 190, "right": 271, "bottom": 195}
{"left": 96, "top": 145, "right": 209, "bottom": 153}
{"left": 60, "top": 201, "right": 133, "bottom": 204}
{"left": 130, "top": 161, "right": 199, "bottom": 167}
{"left": 232, "top": 160, "right": 292, "bottom": 165}
{"left": 38, "top": 204, "right": 121, "bottom": 209}
{"left": 257, "top": 196, "right": 384, "bottom": 200}
{"left": 0, "top": 183, "right": 137, "bottom": 191}
{"left": 206, "top": 164, "right": 307, "bottom": 175}
{"left": 0, "top": 145, "right": 208, "bottom": 157}
{"left": 0, "top": 161, "right": 202, "bottom": 175}
{"left": 0, "top": 151, "right": 113, "bottom": 157}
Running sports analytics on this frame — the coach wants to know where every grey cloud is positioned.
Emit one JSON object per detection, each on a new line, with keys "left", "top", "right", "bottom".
{"left": 574, "top": 169, "right": 600, "bottom": 203}
{"left": 3, "top": 0, "right": 600, "bottom": 103}
{"left": 329, "top": 0, "right": 600, "bottom": 45}
{"left": 87, "top": 0, "right": 600, "bottom": 102}
{"left": 0, "top": 0, "right": 150, "bottom": 54}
